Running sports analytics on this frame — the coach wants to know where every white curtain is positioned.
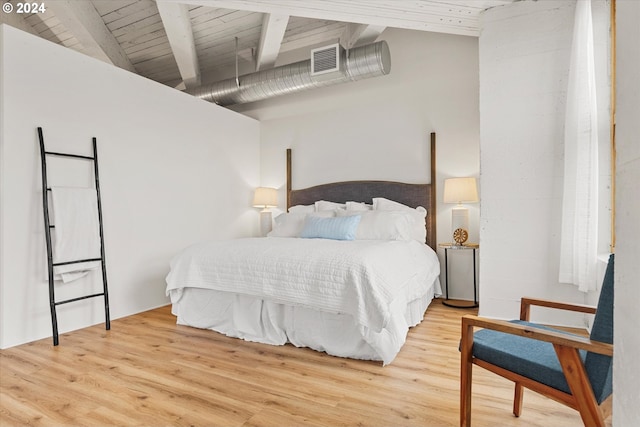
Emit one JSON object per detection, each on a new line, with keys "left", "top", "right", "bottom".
{"left": 559, "top": 0, "right": 599, "bottom": 292}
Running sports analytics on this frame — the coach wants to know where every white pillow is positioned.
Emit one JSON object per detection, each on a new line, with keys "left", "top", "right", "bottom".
{"left": 288, "top": 204, "right": 315, "bottom": 214}
{"left": 315, "top": 200, "right": 346, "bottom": 211}
{"left": 268, "top": 211, "right": 335, "bottom": 237}
{"left": 336, "top": 210, "right": 415, "bottom": 241}
{"left": 372, "top": 197, "right": 427, "bottom": 242}
{"left": 346, "top": 201, "right": 373, "bottom": 211}
{"left": 373, "top": 197, "right": 421, "bottom": 212}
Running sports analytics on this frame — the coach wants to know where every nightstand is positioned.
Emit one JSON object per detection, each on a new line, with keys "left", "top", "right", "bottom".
{"left": 438, "top": 243, "right": 479, "bottom": 308}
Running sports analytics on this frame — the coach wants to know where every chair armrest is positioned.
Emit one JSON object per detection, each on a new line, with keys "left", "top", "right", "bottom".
{"left": 520, "top": 297, "right": 597, "bottom": 321}
{"left": 461, "top": 315, "right": 613, "bottom": 356}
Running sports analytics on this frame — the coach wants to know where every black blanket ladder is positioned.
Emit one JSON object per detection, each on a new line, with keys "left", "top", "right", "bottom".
{"left": 38, "top": 127, "right": 110, "bottom": 346}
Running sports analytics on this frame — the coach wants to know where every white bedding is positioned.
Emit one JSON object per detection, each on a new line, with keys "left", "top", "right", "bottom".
{"left": 166, "top": 237, "right": 441, "bottom": 365}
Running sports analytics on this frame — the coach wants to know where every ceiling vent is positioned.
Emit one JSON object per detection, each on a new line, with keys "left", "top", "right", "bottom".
{"left": 188, "top": 40, "right": 391, "bottom": 106}
{"left": 310, "top": 43, "right": 343, "bottom": 76}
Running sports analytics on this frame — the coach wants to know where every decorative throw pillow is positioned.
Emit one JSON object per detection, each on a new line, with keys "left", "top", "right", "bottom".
{"left": 299, "top": 214, "right": 361, "bottom": 241}
{"left": 268, "top": 211, "right": 335, "bottom": 237}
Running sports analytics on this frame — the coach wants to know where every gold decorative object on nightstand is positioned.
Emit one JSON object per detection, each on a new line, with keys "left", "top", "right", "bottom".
{"left": 453, "top": 227, "right": 469, "bottom": 245}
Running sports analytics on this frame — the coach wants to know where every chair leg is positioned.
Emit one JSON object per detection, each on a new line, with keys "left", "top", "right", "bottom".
{"left": 516, "top": 299, "right": 529, "bottom": 417}
{"left": 513, "top": 383, "right": 523, "bottom": 417}
{"left": 554, "top": 344, "right": 606, "bottom": 427}
{"left": 460, "top": 318, "right": 474, "bottom": 427}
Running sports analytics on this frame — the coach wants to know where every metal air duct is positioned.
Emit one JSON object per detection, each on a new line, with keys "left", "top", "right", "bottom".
{"left": 188, "top": 40, "right": 391, "bottom": 106}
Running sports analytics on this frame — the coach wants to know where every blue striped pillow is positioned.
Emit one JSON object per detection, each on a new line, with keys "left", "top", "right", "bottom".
{"left": 300, "top": 215, "right": 362, "bottom": 241}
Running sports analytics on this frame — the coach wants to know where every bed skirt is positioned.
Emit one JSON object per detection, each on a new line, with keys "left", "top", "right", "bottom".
{"left": 170, "top": 280, "right": 439, "bottom": 365}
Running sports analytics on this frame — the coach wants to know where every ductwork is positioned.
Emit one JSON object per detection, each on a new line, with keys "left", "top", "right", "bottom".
{"left": 188, "top": 41, "right": 391, "bottom": 106}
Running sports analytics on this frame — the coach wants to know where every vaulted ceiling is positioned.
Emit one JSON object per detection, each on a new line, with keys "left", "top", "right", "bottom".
{"left": 2, "top": 0, "right": 514, "bottom": 93}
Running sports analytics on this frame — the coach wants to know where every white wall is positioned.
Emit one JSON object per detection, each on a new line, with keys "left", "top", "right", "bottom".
{"left": 236, "top": 28, "right": 481, "bottom": 301}
{"left": 0, "top": 25, "right": 260, "bottom": 348}
{"left": 478, "top": 0, "right": 611, "bottom": 325}
{"left": 613, "top": 1, "right": 640, "bottom": 425}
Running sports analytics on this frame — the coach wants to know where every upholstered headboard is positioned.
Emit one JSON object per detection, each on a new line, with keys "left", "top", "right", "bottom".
{"left": 286, "top": 133, "right": 437, "bottom": 250}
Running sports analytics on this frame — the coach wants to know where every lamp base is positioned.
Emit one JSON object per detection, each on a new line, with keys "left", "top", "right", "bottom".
{"left": 451, "top": 206, "right": 469, "bottom": 245}
{"left": 259, "top": 210, "right": 272, "bottom": 237}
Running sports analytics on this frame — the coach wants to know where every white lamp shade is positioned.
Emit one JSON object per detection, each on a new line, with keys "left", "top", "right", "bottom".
{"left": 443, "top": 177, "right": 479, "bottom": 204}
{"left": 253, "top": 187, "right": 278, "bottom": 208}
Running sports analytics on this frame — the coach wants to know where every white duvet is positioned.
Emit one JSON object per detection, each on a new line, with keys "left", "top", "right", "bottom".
{"left": 166, "top": 237, "right": 441, "bottom": 363}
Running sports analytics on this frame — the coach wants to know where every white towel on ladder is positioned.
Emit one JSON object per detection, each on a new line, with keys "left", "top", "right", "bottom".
{"left": 50, "top": 187, "right": 101, "bottom": 283}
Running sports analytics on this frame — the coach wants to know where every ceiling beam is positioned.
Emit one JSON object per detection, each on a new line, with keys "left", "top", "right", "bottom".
{"left": 157, "top": 1, "right": 201, "bottom": 88}
{"left": 341, "top": 23, "right": 386, "bottom": 49}
{"left": 47, "top": 0, "right": 136, "bottom": 72}
{"left": 159, "top": 0, "right": 515, "bottom": 37}
{"left": 255, "top": 13, "right": 289, "bottom": 71}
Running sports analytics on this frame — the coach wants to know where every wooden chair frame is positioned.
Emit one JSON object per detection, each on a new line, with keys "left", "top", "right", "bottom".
{"left": 460, "top": 298, "right": 613, "bottom": 427}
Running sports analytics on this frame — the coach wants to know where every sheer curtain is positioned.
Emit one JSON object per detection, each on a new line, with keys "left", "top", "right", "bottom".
{"left": 559, "top": 0, "right": 599, "bottom": 292}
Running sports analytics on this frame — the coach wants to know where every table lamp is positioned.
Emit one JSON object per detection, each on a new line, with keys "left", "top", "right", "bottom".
{"left": 253, "top": 187, "right": 278, "bottom": 236}
{"left": 443, "top": 177, "right": 478, "bottom": 246}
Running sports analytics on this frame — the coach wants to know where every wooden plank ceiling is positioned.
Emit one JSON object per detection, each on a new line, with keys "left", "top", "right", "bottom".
{"left": 2, "top": 0, "right": 514, "bottom": 91}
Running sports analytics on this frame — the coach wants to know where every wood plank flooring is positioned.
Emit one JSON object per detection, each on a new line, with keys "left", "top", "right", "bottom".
{"left": 1, "top": 300, "right": 601, "bottom": 426}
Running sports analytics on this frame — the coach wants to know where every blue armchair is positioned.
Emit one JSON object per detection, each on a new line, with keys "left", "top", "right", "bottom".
{"left": 460, "top": 254, "right": 614, "bottom": 427}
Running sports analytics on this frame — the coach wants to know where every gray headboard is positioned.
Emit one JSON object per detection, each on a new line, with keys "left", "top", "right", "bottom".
{"left": 286, "top": 133, "right": 437, "bottom": 250}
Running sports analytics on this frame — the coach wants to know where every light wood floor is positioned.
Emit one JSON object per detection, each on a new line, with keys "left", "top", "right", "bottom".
{"left": 1, "top": 300, "right": 597, "bottom": 426}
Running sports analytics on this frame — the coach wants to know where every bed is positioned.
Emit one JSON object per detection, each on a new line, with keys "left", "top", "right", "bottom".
{"left": 166, "top": 133, "right": 441, "bottom": 365}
